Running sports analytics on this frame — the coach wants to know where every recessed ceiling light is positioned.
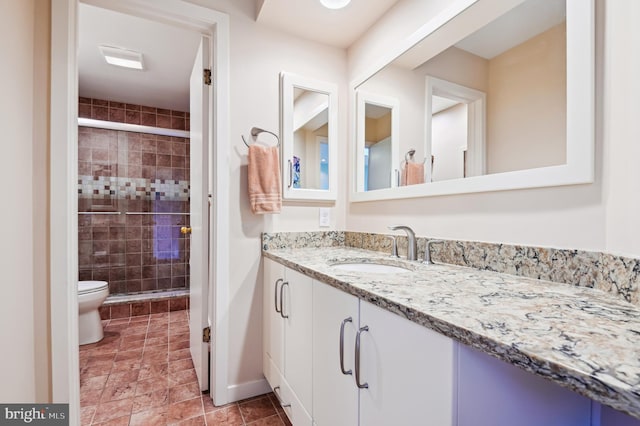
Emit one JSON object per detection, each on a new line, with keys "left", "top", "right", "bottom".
{"left": 319, "top": 0, "right": 351, "bottom": 10}
{"left": 98, "top": 45, "right": 145, "bottom": 70}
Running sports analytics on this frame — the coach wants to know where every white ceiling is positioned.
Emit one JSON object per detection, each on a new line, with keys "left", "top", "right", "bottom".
{"left": 78, "top": 3, "right": 202, "bottom": 112}
{"left": 455, "top": 0, "right": 565, "bottom": 60}
{"left": 78, "top": 0, "right": 401, "bottom": 112}
{"left": 256, "top": 0, "right": 401, "bottom": 48}
{"left": 394, "top": 0, "right": 566, "bottom": 70}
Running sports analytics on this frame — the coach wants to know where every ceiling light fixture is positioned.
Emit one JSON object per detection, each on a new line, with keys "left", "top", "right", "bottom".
{"left": 98, "top": 45, "right": 145, "bottom": 70}
{"left": 319, "top": 0, "right": 351, "bottom": 10}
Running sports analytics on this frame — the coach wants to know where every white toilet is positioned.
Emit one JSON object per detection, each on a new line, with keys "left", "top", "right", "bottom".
{"left": 78, "top": 281, "right": 109, "bottom": 345}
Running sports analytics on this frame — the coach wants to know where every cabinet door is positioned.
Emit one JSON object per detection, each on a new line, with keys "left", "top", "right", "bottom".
{"left": 312, "top": 281, "right": 359, "bottom": 426}
{"left": 282, "top": 268, "right": 314, "bottom": 413}
{"left": 359, "top": 301, "right": 456, "bottom": 426}
{"left": 263, "top": 258, "right": 285, "bottom": 376}
{"left": 457, "top": 344, "right": 592, "bottom": 426}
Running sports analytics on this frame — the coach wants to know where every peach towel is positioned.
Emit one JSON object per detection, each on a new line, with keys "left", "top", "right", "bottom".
{"left": 400, "top": 161, "right": 425, "bottom": 186}
{"left": 248, "top": 144, "right": 282, "bottom": 214}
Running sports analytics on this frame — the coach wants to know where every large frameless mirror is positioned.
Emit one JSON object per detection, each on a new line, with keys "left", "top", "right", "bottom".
{"left": 281, "top": 72, "right": 338, "bottom": 201}
{"left": 351, "top": 0, "right": 594, "bottom": 202}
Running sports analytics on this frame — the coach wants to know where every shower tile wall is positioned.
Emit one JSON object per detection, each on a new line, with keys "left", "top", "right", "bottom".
{"left": 78, "top": 97, "right": 189, "bottom": 130}
{"left": 78, "top": 98, "right": 191, "bottom": 295}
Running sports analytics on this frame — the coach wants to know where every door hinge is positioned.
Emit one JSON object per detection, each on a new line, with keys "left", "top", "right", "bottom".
{"left": 202, "top": 326, "right": 211, "bottom": 343}
{"left": 203, "top": 68, "right": 212, "bottom": 86}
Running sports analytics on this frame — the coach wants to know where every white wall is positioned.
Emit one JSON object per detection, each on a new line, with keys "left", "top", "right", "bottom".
{"left": 346, "top": 0, "right": 639, "bottom": 258}
{"left": 33, "top": 0, "right": 52, "bottom": 403}
{"left": 347, "top": 0, "right": 451, "bottom": 80}
{"left": 0, "top": 0, "right": 43, "bottom": 402}
{"left": 188, "top": 0, "right": 348, "bottom": 397}
{"left": 486, "top": 23, "right": 566, "bottom": 174}
{"left": 602, "top": 0, "right": 640, "bottom": 257}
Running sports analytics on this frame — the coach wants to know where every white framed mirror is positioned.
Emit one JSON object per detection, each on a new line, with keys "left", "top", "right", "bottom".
{"left": 281, "top": 72, "right": 338, "bottom": 201}
{"left": 350, "top": 0, "right": 594, "bottom": 202}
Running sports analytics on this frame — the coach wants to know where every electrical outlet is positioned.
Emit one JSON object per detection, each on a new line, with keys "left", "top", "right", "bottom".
{"left": 319, "top": 208, "right": 331, "bottom": 227}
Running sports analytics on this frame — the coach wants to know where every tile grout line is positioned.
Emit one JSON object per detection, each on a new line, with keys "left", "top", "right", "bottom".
{"left": 83, "top": 311, "right": 280, "bottom": 425}
{"left": 124, "top": 315, "right": 148, "bottom": 424}
{"left": 238, "top": 400, "right": 248, "bottom": 425}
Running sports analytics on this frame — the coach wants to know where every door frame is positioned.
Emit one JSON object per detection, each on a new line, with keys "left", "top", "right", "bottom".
{"left": 50, "top": 0, "right": 230, "bottom": 421}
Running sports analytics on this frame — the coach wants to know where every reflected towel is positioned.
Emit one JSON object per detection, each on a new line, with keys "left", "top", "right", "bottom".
{"left": 400, "top": 161, "right": 425, "bottom": 186}
{"left": 248, "top": 144, "right": 282, "bottom": 214}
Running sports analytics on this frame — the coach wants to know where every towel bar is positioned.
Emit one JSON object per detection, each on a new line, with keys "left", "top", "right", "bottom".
{"left": 242, "top": 127, "right": 280, "bottom": 148}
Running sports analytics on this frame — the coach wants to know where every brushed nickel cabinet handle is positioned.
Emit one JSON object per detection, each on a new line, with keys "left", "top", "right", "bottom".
{"left": 280, "top": 281, "right": 290, "bottom": 319}
{"left": 340, "top": 317, "right": 353, "bottom": 375}
{"left": 273, "top": 386, "right": 291, "bottom": 408}
{"left": 355, "top": 325, "right": 369, "bottom": 389}
{"left": 274, "top": 278, "right": 283, "bottom": 313}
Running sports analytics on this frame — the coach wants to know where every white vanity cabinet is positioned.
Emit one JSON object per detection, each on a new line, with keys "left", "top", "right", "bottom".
{"left": 312, "top": 280, "right": 456, "bottom": 426}
{"left": 457, "top": 344, "right": 592, "bottom": 426}
{"left": 263, "top": 258, "right": 313, "bottom": 425}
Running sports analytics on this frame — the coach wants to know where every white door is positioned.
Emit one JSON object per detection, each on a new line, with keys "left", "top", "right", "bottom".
{"left": 189, "top": 36, "right": 211, "bottom": 392}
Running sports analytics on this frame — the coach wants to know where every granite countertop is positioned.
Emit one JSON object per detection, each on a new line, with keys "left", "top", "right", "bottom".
{"left": 263, "top": 246, "right": 640, "bottom": 420}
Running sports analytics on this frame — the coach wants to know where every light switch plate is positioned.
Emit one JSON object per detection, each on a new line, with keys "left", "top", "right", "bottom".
{"left": 319, "top": 208, "right": 331, "bottom": 227}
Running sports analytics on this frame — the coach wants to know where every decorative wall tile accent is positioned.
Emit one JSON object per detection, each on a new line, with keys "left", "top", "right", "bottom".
{"left": 78, "top": 175, "right": 190, "bottom": 201}
{"left": 262, "top": 231, "right": 640, "bottom": 306}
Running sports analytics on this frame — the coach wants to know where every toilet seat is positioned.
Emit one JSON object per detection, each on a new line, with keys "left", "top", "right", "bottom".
{"left": 78, "top": 280, "right": 108, "bottom": 295}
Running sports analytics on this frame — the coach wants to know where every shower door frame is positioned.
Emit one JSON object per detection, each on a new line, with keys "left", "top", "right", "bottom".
{"left": 50, "top": 0, "right": 231, "bottom": 422}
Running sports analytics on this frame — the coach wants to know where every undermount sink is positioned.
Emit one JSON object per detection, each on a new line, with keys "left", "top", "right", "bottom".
{"left": 330, "top": 261, "right": 413, "bottom": 274}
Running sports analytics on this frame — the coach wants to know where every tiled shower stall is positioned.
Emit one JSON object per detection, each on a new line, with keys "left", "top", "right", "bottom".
{"left": 77, "top": 98, "right": 191, "bottom": 299}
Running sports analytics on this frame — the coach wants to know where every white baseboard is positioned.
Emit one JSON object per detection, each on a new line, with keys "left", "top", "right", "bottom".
{"left": 223, "top": 378, "right": 272, "bottom": 404}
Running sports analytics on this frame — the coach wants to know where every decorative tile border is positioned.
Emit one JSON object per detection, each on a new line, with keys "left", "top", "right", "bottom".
{"left": 263, "top": 231, "right": 640, "bottom": 306}
{"left": 78, "top": 175, "right": 190, "bottom": 201}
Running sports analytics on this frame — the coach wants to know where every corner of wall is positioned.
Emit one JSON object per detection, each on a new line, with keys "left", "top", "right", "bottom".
{"left": 33, "top": 0, "right": 53, "bottom": 402}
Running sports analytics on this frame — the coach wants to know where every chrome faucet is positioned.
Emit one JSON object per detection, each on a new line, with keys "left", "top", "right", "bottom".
{"left": 388, "top": 225, "right": 417, "bottom": 261}
{"left": 423, "top": 239, "right": 444, "bottom": 265}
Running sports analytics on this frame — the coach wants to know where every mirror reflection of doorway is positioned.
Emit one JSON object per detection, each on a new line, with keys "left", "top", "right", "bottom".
{"left": 427, "top": 77, "right": 486, "bottom": 182}
{"left": 364, "top": 103, "right": 392, "bottom": 191}
{"left": 431, "top": 97, "right": 467, "bottom": 181}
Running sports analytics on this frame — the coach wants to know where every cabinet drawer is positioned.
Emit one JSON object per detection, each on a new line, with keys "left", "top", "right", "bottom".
{"left": 265, "top": 356, "right": 312, "bottom": 426}
{"left": 280, "top": 375, "right": 313, "bottom": 426}
{"left": 263, "top": 354, "right": 282, "bottom": 391}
